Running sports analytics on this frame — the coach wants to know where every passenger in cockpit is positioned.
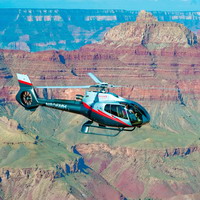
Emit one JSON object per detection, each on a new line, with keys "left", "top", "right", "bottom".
{"left": 126, "top": 105, "right": 137, "bottom": 123}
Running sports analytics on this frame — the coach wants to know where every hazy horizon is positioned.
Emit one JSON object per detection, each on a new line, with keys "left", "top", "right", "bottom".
{"left": 0, "top": 0, "right": 200, "bottom": 11}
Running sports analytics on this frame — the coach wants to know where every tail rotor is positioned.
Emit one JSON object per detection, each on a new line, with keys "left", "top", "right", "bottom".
{"left": 21, "top": 91, "right": 33, "bottom": 106}
{"left": 16, "top": 74, "right": 39, "bottom": 110}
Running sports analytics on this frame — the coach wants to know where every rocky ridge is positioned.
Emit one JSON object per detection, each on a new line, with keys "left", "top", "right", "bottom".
{"left": 76, "top": 143, "right": 200, "bottom": 158}
{"left": 101, "top": 10, "right": 198, "bottom": 49}
{"left": 0, "top": 156, "right": 125, "bottom": 200}
{"left": 76, "top": 143, "right": 200, "bottom": 200}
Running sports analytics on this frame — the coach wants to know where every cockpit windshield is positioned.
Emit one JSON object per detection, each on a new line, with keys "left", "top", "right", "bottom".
{"left": 122, "top": 103, "right": 143, "bottom": 125}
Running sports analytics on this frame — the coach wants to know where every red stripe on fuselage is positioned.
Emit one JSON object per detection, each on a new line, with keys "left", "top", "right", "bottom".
{"left": 18, "top": 80, "right": 33, "bottom": 86}
{"left": 82, "top": 102, "right": 131, "bottom": 127}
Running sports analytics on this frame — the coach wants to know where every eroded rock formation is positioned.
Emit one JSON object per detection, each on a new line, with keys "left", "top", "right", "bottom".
{"left": 101, "top": 10, "right": 198, "bottom": 49}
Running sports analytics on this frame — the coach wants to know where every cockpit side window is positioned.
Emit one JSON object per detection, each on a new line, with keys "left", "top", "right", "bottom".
{"left": 104, "top": 104, "right": 128, "bottom": 119}
{"left": 105, "top": 104, "right": 111, "bottom": 113}
{"left": 111, "top": 105, "right": 118, "bottom": 116}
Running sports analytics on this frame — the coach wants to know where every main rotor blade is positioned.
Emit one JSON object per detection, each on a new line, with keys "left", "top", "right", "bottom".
{"left": 141, "top": 87, "right": 186, "bottom": 91}
{"left": 88, "top": 73, "right": 103, "bottom": 84}
{"left": 108, "top": 85, "right": 122, "bottom": 88}
{"left": 35, "top": 85, "right": 91, "bottom": 89}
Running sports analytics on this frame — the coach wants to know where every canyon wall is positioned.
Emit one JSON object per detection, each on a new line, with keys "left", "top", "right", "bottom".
{"left": 1, "top": 11, "right": 199, "bottom": 105}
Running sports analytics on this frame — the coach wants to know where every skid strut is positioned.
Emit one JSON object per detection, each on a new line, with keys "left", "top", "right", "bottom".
{"left": 81, "top": 121, "right": 135, "bottom": 137}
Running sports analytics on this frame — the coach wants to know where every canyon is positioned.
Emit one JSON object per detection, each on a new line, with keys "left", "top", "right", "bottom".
{"left": 0, "top": 9, "right": 199, "bottom": 52}
{"left": 0, "top": 10, "right": 200, "bottom": 199}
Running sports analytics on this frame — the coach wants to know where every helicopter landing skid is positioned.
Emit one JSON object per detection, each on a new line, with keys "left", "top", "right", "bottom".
{"left": 81, "top": 121, "right": 135, "bottom": 137}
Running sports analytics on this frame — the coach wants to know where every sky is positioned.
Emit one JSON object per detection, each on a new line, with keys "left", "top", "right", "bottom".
{"left": 0, "top": 0, "right": 200, "bottom": 11}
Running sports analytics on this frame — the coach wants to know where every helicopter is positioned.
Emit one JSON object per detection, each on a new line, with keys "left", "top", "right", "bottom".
{"left": 16, "top": 73, "right": 150, "bottom": 136}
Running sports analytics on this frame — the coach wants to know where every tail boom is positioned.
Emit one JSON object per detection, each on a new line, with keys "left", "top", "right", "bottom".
{"left": 16, "top": 74, "right": 83, "bottom": 114}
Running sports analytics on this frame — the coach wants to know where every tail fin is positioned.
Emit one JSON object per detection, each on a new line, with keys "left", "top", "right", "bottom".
{"left": 17, "top": 73, "right": 33, "bottom": 88}
{"left": 16, "top": 74, "right": 39, "bottom": 111}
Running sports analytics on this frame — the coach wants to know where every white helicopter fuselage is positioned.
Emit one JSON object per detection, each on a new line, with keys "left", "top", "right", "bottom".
{"left": 81, "top": 91, "right": 150, "bottom": 128}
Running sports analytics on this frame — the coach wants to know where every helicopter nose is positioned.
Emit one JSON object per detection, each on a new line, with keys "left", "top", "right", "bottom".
{"left": 142, "top": 112, "right": 150, "bottom": 124}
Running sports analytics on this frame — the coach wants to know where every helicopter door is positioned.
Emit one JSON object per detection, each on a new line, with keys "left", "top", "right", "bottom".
{"left": 105, "top": 104, "right": 128, "bottom": 120}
